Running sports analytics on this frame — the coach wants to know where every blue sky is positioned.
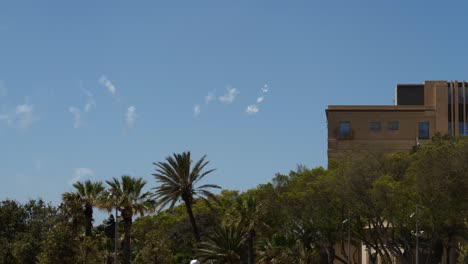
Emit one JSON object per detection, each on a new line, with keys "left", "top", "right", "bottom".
{"left": 1, "top": 0, "right": 468, "bottom": 206}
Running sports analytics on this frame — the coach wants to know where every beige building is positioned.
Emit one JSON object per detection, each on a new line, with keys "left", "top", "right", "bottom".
{"left": 326, "top": 80, "right": 468, "bottom": 160}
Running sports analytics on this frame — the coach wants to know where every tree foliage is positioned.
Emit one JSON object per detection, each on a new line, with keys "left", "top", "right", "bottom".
{"left": 152, "top": 151, "right": 221, "bottom": 242}
{"left": 0, "top": 144, "right": 466, "bottom": 263}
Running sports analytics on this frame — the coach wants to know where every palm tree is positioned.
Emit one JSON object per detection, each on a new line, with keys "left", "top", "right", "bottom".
{"left": 231, "top": 194, "right": 266, "bottom": 264}
{"left": 152, "top": 151, "right": 221, "bottom": 242}
{"left": 62, "top": 180, "right": 105, "bottom": 237}
{"left": 105, "top": 175, "right": 155, "bottom": 264}
{"left": 196, "top": 224, "right": 246, "bottom": 264}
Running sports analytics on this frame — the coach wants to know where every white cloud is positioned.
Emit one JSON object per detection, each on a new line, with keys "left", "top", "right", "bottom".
{"left": 205, "top": 93, "right": 215, "bottom": 104}
{"left": 194, "top": 104, "right": 201, "bottom": 116}
{"left": 68, "top": 106, "right": 82, "bottom": 128}
{"left": 16, "top": 104, "right": 32, "bottom": 114}
{"left": 126, "top": 105, "right": 137, "bottom": 128}
{"left": 83, "top": 90, "right": 96, "bottom": 112}
{"left": 70, "top": 168, "right": 95, "bottom": 184}
{"left": 246, "top": 105, "right": 259, "bottom": 115}
{"left": 219, "top": 87, "right": 239, "bottom": 104}
{"left": 0, "top": 114, "right": 11, "bottom": 124}
{"left": 0, "top": 103, "right": 37, "bottom": 131}
{"left": 66, "top": 90, "right": 95, "bottom": 127}
{"left": 15, "top": 104, "right": 36, "bottom": 131}
{"left": 98, "top": 75, "right": 117, "bottom": 97}
{"left": 245, "top": 84, "right": 269, "bottom": 116}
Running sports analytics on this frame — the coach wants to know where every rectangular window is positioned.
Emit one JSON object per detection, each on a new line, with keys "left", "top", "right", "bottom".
{"left": 459, "top": 86, "right": 464, "bottom": 135}
{"left": 448, "top": 84, "right": 453, "bottom": 135}
{"left": 465, "top": 86, "right": 468, "bottom": 135}
{"left": 388, "top": 121, "right": 399, "bottom": 131}
{"left": 418, "top": 122, "right": 430, "bottom": 139}
{"left": 370, "top": 121, "right": 381, "bottom": 131}
{"left": 339, "top": 121, "right": 351, "bottom": 139}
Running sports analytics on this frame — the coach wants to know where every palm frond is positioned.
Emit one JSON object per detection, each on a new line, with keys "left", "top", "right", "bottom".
{"left": 196, "top": 224, "right": 246, "bottom": 263}
{"left": 196, "top": 189, "right": 221, "bottom": 205}
{"left": 104, "top": 175, "right": 155, "bottom": 218}
{"left": 197, "top": 183, "right": 222, "bottom": 189}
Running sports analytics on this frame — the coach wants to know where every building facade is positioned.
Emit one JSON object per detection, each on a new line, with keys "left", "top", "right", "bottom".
{"left": 326, "top": 80, "right": 468, "bottom": 160}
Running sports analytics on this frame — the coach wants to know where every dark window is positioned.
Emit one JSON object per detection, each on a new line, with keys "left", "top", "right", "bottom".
{"left": 459, "top": 86, "right": 465, "bottom": 135}
{"left": 339, "top": 122, "right": 352, "bottom": 139}
{"left": 448, "top": 85, "right": 453, "bottom": 135}
{"left": 459, "top": 86, "right": 464, "bottom": 102}
{"left": 396, "top": 85, "right": 424, "bottom": 105}
{"left": 370, "top": 121, "right": 381, "bottom": 131}
{"left": 388, "top": 121, "right": 399, "bottom": 130}
{"left": 465, "top": 86, "right": 468, "bottom": 135}
{"left": 418, "top": 122, "right": 430, "bottom": 139}
{"left": 465, "top": 86, "right": 468, "bottom": 104}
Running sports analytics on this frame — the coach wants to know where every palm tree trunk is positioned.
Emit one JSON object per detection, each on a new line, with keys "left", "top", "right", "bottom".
{"left": 184, "top": 201, "right": 201, "bottom": 242}
{"left": 84, "top": 204, "right": 93, "bottom": 237}
{"left": 248, "top": 229, "right": 256, "bottom": 264}
{"left": 122, "top": 213, "right": 132, "bottom": 264}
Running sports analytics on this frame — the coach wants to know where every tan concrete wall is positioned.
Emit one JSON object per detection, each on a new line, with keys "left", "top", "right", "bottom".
{"left": 428, "top": 81, "right": 448, "bottom": 134}
{"left": 327, "top": 110, "right": 435, "bottom": 140}
{"left": 327, "top": 109, "right": 436, "bottom": 159}
{"left": 424, "top": 81, "right": 437, "bottom": 107}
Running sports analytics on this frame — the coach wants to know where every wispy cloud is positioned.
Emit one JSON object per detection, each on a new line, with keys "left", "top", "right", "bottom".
{"left": 126, "top": 105, "right": 137, "bottom": 128}
{"left": 205, "top": 92, "right": 215, "bottom": 104}
{"left": 0, "top": 102, "right": 37, "bottom": 131}
{"left": 98, "top": 75, "right": 117, "bottom": 97}
{"left": 70, "top": 168, "right": 95, "bottom": 184}
{"left": 16, "top": 104, "right": 32, "bottom": 114}
{"left": 194, "top": 104, "right": 201, "bottom": 116}
{"left": 245, "top": 84, "right": 269, "bottom": 115}
{"left": 257, "top": 96, "right": 264, "bottom": 104}
{"left": 219, "top": 87, "right": 239, "bottom": 104}
{"left": 0, "top": 110, "right": 11, "bottom": 122}
{"left": 68, "top": 107, "right": 82, "bottom": 128}
{"left": 15, "top": 103, "right": 36, "bottom": 130}
{"left": 83, "top": 90, "right": 96, "bottom": 112}
{"left": 246, "top": 105, "right": 259, "bottom": 115}
{"left": 67, "top": 89, "right": 96, "bottom": 128}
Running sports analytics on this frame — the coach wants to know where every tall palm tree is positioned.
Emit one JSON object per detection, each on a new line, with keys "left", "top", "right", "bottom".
{"left": 105, "top": 175, "right": 155, "bottom": 264}
{"left": 232, "top": 194, "right": 266, "bottom": 264}
{"left": 152, "top": 151, "right": 221, "bottom": 242}
{"left": 62, "top": 180, "right": 105, "bottom": 237}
